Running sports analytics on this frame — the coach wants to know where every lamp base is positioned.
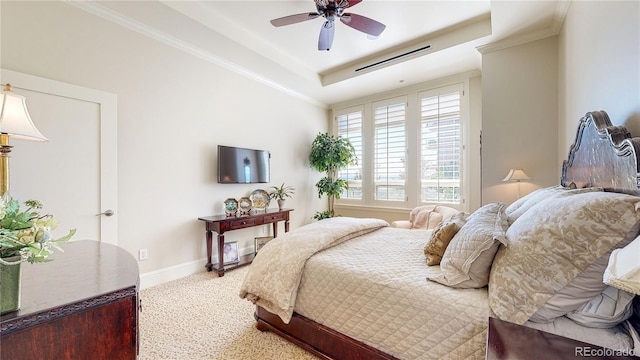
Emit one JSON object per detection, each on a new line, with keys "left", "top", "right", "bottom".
{"left": 0, "top": 133, "right": 11, "bottom": 196}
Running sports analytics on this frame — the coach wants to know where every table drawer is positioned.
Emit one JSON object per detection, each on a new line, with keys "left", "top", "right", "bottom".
{"left": 229, "top": 217, "right": 258, "bottom": 229}
{"left": 263, "top": 213, "right": 286, "bottom": 223}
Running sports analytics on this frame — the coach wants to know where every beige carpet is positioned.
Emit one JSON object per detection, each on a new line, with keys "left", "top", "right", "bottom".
{"left": 139, "top": 266, "right": 319, "bottom": 360}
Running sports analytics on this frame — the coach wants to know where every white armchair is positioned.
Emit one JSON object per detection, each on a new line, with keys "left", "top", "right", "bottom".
{"left": 391, "top": 205, "right": 459, "bottom": 230}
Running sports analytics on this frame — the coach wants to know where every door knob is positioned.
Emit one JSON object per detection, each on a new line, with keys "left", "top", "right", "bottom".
{"left": 97, "top": 209, "right": 114, "bottom": 217}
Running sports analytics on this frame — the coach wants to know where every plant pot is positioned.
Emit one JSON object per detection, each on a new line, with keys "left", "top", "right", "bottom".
{"left": 277, "top": 199, "right": 286, "bottom": 210}
{"left": 0, "top": 256, "right": 22, "bottom": 314}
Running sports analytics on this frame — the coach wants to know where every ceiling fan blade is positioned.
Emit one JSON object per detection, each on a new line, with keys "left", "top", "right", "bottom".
{"left": 270, "top": 13, "right": 320, "bottom": 27}
{"left": 340, "top": 13, "right": 386, "bottom": 37}
{"left": 318, "top": 21, "right": 335, "bottom": 51}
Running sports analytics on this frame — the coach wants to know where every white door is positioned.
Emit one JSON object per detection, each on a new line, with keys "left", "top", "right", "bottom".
{"left": 0, "top": 69, "right": 118, "bottom": 245}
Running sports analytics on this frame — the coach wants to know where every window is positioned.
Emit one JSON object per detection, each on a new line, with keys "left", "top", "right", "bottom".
{"left": 374, "top": 99, "right": 406, "bottom": 202}
{"left": 420, "top": 91, "right": 461, "bottom": 204}
{"left": 333, "top": 82, "right": 466, "bottom": 210}
{"left": 336, "top": 107, "right": 363, "bottom": 200}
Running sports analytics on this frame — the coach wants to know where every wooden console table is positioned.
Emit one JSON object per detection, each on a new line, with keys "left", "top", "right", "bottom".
{"left": 0, "top": 240, "right": 139, "bottom": 360}
{"left": 198, "top": 208, "right": 293, "bottom": 276}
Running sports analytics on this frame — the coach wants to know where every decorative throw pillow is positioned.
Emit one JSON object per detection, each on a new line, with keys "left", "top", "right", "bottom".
{"left": 409, "top": 205, "right": 437, "bottom": 229}
{"left": 425, "top": 203, "right": 507, "bottom": 288}
{"left": 425, "top": 212, "right": 444, "bottom": 230}
{"left": 504, "top": 185, "right": 603, "bottom": 225}
{"left": 488, "top": 191, "right": 640, "bottom": 325}
{"left": 423, "top": 212, "right": 466, "bottom": 265}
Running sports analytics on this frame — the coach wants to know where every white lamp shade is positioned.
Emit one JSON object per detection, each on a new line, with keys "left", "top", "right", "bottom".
{"left": 0, "top": 87, "right": 48, "bottom": 142}
{"left": 502, "top": 169, "right": 531, "bottom": 182}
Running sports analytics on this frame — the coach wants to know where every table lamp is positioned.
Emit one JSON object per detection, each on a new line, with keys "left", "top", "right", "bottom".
{"left": 0, "top": 84, "right": 48, "bottom": 196}
{"left": 502, "top": 168, "right": 531, "bottom": 199}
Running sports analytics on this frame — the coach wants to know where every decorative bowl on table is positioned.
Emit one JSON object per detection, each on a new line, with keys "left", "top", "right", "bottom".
{"left": 250, "top": 189, "right": 270, "bottom": 209}
{"left": 224, "top": 198, "right": 238, "bottom": 216}
{"left": 238, "top": 197, "right": 252, "bottom": 215}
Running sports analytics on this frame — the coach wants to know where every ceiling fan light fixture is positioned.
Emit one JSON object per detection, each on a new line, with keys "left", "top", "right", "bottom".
{"left": 270, "top": 0, "right": 385, "bottom": 50}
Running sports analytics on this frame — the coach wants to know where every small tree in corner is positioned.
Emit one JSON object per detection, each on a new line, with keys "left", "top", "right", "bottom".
{"left": 309, "top": 133, "right": 357, "bottom": 220}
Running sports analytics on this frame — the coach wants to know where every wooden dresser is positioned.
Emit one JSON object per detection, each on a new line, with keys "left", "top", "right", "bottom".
{"left": 0, "top": 240, "right": 139, "bottom": 359}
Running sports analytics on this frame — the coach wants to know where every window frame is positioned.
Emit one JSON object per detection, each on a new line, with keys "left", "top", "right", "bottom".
{"left": 371, "top": 96, "right": 409, "bottom": 208}
{"left": 335, "top": 105, "right": 365, "bottom": 202}
{"left": 331, "top": 77, "right": 473, "bottom": 212}
{"left": 417, "top": 84, "right": 464, "bottom": 206}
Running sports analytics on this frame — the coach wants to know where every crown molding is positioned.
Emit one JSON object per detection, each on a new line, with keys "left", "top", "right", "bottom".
{"left": 477, "top": 0, "right": 570, "bottom": 54}
{"left": 64, "top": 1, "right": 326, "bottom": 108}
{"left": 475, "top": 27, "right": 557, "bottom": 54}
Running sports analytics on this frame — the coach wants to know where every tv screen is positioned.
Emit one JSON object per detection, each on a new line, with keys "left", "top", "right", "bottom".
{"left": 217, "top": 145, "right": 270, "bottom": 184}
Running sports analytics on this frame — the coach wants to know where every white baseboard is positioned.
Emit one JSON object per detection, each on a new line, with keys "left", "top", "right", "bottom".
{"left": 139, "top": 258, "right": 206, "bottom": 290}
{"left": 139, "top": 245, "right": 253, "bottom": 290}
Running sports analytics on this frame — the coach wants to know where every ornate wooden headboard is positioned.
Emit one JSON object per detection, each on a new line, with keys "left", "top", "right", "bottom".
{"left": 561, "top": 110, "right": 640, "bottom": 335}
{"left": 561, "top": 111, "right": 640, "bottom": 190}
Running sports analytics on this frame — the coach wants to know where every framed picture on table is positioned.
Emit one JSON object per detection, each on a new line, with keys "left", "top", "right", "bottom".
{"left": 254, "top": 236, "right": 274, "bottom": 254}
{"left": 223, "top": 241, "right": 239, "bottom": 264}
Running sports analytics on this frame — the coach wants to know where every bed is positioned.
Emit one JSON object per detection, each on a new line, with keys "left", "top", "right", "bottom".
{"left": 240, "top": 110, "right": 640, "bottom": 360}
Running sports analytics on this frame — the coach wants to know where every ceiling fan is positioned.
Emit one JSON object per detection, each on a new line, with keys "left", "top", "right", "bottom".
{"left": 270, "top": 0, "right": 386, "bottom": 51}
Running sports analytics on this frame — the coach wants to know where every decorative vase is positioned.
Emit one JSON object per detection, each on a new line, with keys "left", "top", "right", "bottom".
{"left": 0, "top": 256, "right": 22, "bottom": 314}
{"left": 277, "top": 199, "right": 285, "bottom": 210}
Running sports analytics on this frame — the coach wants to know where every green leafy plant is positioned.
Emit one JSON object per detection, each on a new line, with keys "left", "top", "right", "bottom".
{"left": 309, "top": 132, "right": 357, "bottom": 220}
{"left": 268, "top": 183, "right": 295, "bottom": 201}
{"left": 0, "top": 194, "right": 76, "bottom": 264}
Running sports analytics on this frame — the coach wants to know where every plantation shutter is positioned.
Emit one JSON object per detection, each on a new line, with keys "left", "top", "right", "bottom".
{"left": 420, "top": 90, "right": 461, "bottom": 203}
{"left": 374, "top": 99, "right": 406, "bottom": 202}
{"left": 336, "top": 109, "right": 363, "bottom": 199}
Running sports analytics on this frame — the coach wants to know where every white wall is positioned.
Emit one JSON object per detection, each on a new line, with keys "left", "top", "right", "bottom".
{"left": 480, "top": 1, "right": 639, "bottom": 206}
{"left": 558, "top": 1, "right": 640, "bottom": 159}
{"left": 480, "top": 36, "right": 559, "bottom": 205}
{"left": 0, "top": 1, "right": 327, "bottom": 285}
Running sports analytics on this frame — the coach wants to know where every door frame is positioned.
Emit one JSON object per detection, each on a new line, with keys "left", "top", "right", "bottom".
{"left": 0, "top": 69, "right": 118, "bottom": 245}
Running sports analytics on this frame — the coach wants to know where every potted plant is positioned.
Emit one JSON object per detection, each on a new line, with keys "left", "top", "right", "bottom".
{"left": 308, "top": 133, "right": 357, "bottom": 220}
{"left": 268, "top": 183, "right": 295, "bottom": 210}
{"left": 0, "top": 194, "right": 75, "bottom": 313}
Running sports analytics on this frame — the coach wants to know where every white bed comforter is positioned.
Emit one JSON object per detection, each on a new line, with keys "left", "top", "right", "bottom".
{"left": 294, "top": 226, "right": 490, "bottom": 359}
{"left": 239, "top": 217, "right": 388, "bottom": 323}
{"left": 240, "top": 218, "right": 635, "bottom": 359}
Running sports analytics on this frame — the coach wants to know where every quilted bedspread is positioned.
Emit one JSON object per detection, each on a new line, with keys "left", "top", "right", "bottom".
{"left": 294, "top": 226, "right": 489, "bottom": 360}
{"left": 239, "top": 217, "right": 389, "bottom": 323}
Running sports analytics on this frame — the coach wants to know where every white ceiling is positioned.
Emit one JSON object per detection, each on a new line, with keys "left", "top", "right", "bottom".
{"left": 88, "top": 0, "right": 567, "bottom": 106}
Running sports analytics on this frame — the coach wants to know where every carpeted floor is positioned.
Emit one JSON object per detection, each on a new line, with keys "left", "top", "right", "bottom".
{"left": 139, "top": 266, "right": 319, "bottom": 360}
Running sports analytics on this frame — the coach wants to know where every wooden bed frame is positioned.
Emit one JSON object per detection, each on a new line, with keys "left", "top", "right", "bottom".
{"left": 254, "top": 110, "right": 640, "bottom": 360}
{"left": 562, "top": 110, "right": 640, "bottom": 190}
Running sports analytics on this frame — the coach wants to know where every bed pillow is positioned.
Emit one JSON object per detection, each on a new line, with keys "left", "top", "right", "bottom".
{"left": 423, "top": 211, "right": 466, "bottom": 265}
{"left": 604, "top": 234, "right": 640, "bottom": 295}
{"left": 528, "top": 221, "right": 639, "bottom": 324}
{"left": 425, "top": 203, "right": 507, "bottom": 288}
{"left": 489, "top": 191, "right": 640, "bottom": 325}
{"left": 566, "top": 286, "right": 635, "bottom": 329}
{"left": 505, "top": 185, "right": 603, "bottom": 225}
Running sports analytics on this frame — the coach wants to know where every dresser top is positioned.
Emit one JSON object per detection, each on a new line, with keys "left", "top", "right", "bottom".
{"left": 1, "top": 240, "right": 139, "bottom": 328}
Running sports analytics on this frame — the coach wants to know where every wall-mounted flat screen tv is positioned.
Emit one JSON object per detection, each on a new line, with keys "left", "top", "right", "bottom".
{"left": 217, "top": 145, "right": 270, "bottom": 184}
